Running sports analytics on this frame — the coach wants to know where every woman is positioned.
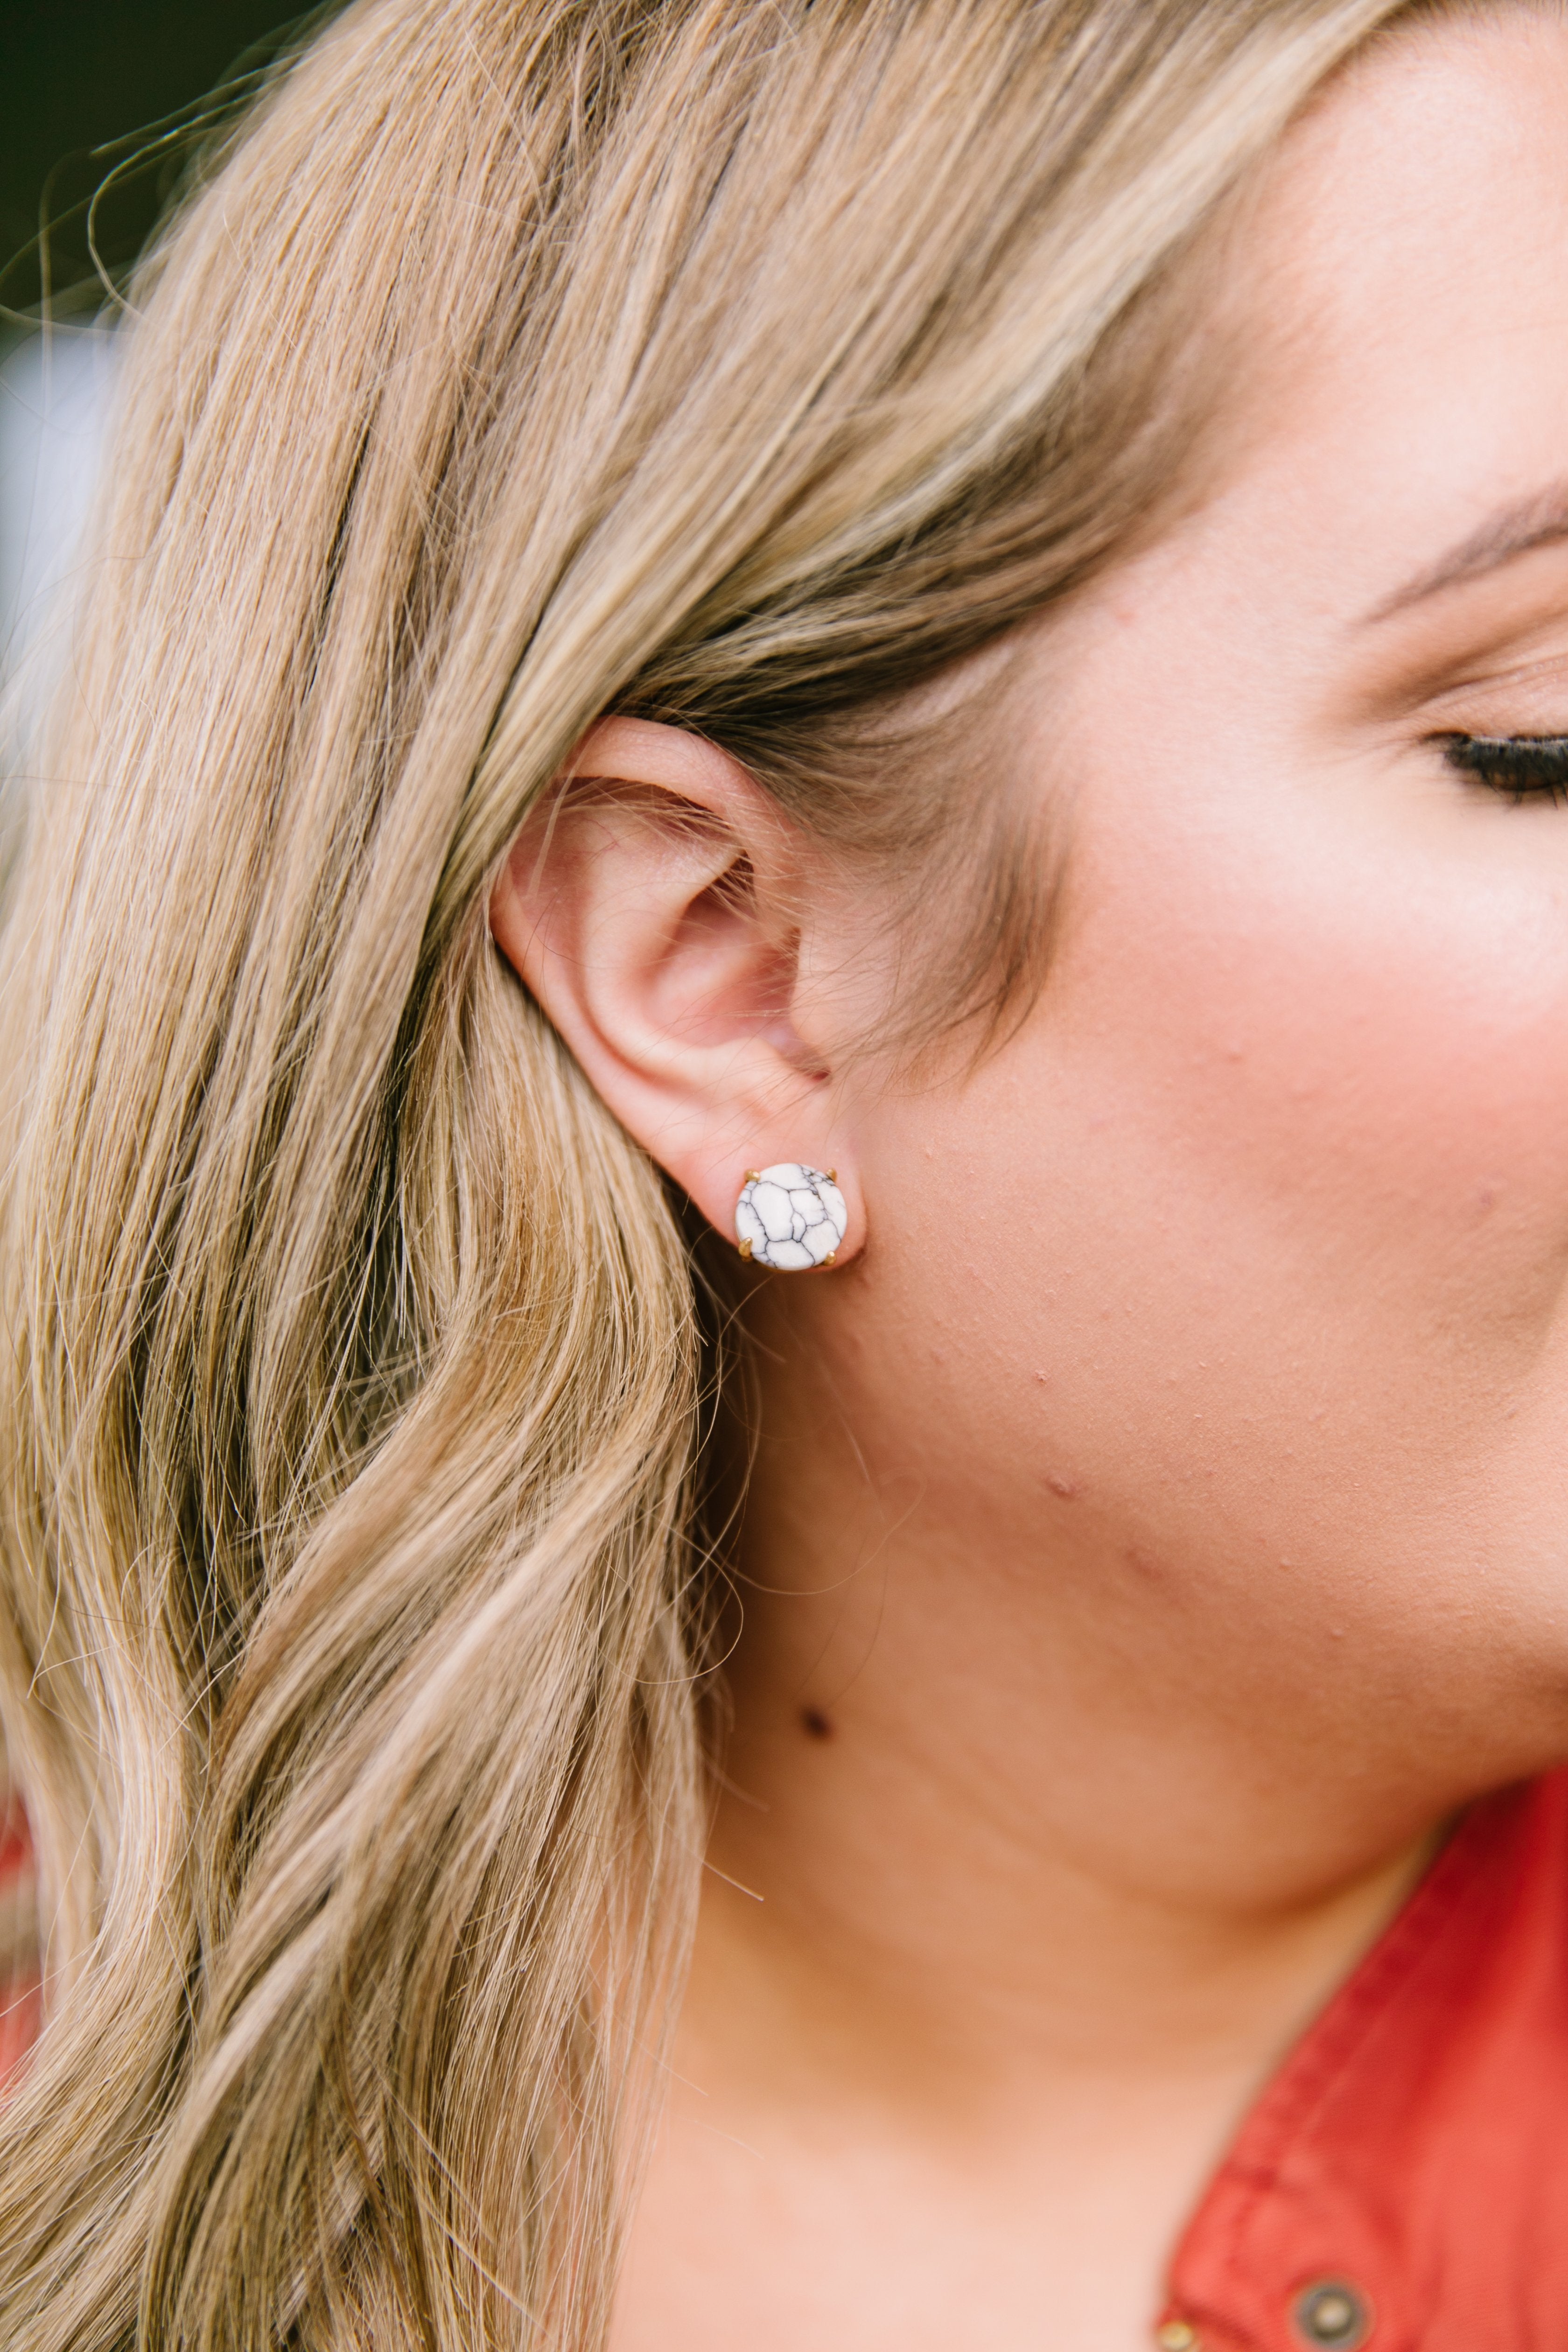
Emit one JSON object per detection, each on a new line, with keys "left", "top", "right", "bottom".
{"left": 4, "top": 0, "right": 1568, "bottom": 2345}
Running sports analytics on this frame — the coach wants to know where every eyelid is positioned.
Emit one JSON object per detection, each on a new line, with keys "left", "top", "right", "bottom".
{"left": 1353, "top": 605, "right": 1568, "bottom": 732}
{"left": 1409, "top": 648, "right": 1568, "bottom": 741}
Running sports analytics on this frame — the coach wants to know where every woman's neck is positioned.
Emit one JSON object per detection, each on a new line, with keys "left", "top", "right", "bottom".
{"left": 707, "top": 1285, "right": 1453, "bottom": 2107}
{"left": 614, "top": 1295, "right": 1456, "bottom": 2352}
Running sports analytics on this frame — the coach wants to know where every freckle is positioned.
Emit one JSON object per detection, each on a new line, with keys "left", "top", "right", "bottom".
{"left": 799, "top": 1707, "right": 834, "bottom": 1741}
{"left": 1048, "top": 1475, "right": 1079, "bottom": 1500}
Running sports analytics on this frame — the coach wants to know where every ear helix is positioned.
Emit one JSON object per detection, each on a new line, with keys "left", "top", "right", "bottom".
{"left": 735, "top": 1164, "right": 847, "bottom": 1271}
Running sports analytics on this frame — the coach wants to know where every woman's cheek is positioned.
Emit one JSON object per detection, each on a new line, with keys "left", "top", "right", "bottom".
{"left": 860, "top": 798, "right": 1568, "bottom": 1615}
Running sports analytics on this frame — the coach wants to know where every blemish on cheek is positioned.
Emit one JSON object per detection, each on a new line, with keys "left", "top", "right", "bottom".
{"left": 1473, "top": 1184, "right": 1499, "bottom": 1217}
{"left": 1047, "top": 1474, "right": 1080, "bottom": 1500}
{"left": 799, "top": 1707, "right": 834, "bottom": 1742}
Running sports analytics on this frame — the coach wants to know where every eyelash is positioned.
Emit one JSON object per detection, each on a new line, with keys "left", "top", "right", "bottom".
{"left": 1440, "top": 733, "right": 1568, "bottom": 805}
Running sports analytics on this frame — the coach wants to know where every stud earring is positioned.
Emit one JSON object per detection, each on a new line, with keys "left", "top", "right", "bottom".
{"left": 735, "top": 1163, "right": 847, "bottom": 1270}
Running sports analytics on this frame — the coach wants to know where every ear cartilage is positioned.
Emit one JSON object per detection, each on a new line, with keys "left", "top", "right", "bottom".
{"left": 735, "top": 1164, "right": 847, "bottom": 1271}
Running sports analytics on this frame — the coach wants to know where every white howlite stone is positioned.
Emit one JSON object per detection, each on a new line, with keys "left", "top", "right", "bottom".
{"left": 735, "top": 1162, "right": 847, "bottom": 1271}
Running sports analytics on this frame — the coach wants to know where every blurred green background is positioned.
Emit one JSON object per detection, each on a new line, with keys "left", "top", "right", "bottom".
{"left": 3, "top": 3, "right": 319, "bottom": 318}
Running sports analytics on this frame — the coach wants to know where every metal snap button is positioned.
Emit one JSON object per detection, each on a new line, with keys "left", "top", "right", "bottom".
{"left": 1155, "top": 2323, "right": 1199, "bottom": 2352}
{"left": 1292, "top": 2278, "right": 1371, "bottom": 2348}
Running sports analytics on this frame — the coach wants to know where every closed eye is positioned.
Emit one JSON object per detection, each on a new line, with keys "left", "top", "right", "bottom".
{"left": 1439, "top": 733, "right": 1568, "bottom": 803}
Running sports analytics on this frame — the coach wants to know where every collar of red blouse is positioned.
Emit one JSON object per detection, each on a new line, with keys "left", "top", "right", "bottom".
{"left": 1157, "top": 1770, "right": 1568, "bottom": 2352}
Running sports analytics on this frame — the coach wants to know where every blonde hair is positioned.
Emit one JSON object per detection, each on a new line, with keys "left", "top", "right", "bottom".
{"left": 0, "top": 3, "right": 1421, "bottom": 2345}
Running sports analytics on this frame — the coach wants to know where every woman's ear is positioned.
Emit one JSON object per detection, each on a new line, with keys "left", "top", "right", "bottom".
{"left": 489, "top": 718, "right": 863, "bottom": 1260}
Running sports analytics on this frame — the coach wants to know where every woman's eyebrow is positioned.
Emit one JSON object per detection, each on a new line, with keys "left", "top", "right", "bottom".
{"left": 1364, "top": 483, "right": 1568, "bottom": 624}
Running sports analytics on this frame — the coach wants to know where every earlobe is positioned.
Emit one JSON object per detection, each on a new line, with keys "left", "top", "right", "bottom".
{"left": 488, "top": 719, "right": 864, "bottom": 1265}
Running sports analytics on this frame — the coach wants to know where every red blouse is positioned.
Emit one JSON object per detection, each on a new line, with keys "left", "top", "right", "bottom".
{"left": 1159, "top": 1771, "right": 1568, "bottom": 2352}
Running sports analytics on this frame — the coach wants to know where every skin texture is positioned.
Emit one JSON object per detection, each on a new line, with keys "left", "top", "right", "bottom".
{"left": 490, "top": 12, "right": 1568, "bottom": 2346}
